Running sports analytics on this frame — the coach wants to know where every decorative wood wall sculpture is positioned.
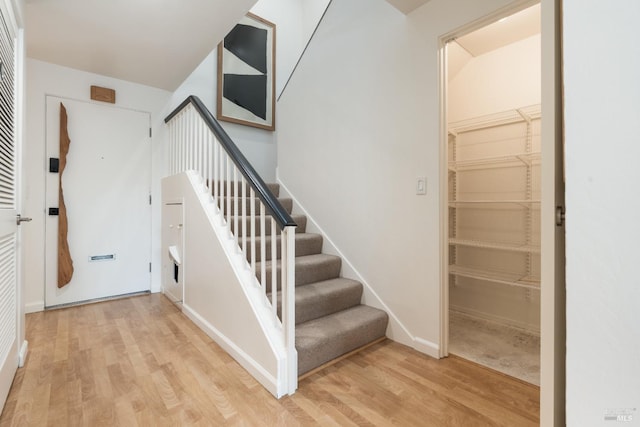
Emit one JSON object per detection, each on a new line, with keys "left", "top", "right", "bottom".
{"left": 58, "top": 103, "right": 74, "bottom": 288}
{"left": 90, "top": 85, "right": 116, "bottom": 104}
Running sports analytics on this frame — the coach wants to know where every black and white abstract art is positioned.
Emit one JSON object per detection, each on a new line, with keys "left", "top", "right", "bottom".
{"left": 217, "top": 13, "right": 275, "bottom": 131}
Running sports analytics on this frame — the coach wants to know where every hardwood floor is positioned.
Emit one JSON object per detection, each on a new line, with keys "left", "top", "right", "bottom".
{"left": 0, "top": 294, "right": 539, "bottom": 426}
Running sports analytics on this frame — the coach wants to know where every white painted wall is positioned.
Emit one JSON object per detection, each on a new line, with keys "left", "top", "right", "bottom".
{"left": 564, "top": 1, "right": 640, "bottom": 425}
{"left": 277, "top": 0, "right": 517, "bottom": 355}
{"left": 252, "top": 0, "right": 331, "bottom": 99}
{"left": 23, "top": 59, "right": 171, "bottom": 312}
{"left": 447, "top": 41, "right": 472, "bottom": 82}
{"left": 448, "top": 34, "right": 541, "bottom": 123}
{"left": 165, "top": 0, "right": 330, "bottom": 182}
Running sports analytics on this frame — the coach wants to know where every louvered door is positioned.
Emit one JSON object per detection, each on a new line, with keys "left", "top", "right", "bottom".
{"left": 0, "top": 0, "right": 19, "bottom": 411}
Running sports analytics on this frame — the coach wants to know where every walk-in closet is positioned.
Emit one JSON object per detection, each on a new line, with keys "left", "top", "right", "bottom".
{"left": 446, "top": 3, "right": 541, "bottom": 385}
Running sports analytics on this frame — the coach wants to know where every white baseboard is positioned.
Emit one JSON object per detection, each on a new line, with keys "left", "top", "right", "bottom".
{"left": 276, "top": 178, "right": 435, "bottom": 355}
{"left": 18, "top": 341, "right": 28, "bottom": 367}
{"left": 182, "top": 304, "right": 279, "bottom": 397}
{"left": 24, "top": 301, "right": 44, "bottom": 314}
{"left": 413, "top": 337, "right": 440, "bottom": 359}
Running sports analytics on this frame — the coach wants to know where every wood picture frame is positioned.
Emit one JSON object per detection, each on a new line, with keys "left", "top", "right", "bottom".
{"left": 217, "top": 12, "right": 276, "bottom": 131}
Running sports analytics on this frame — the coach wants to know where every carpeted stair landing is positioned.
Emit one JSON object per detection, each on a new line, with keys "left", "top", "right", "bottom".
{"left": 222, "top": 183, "right": 388, "bottom": 376}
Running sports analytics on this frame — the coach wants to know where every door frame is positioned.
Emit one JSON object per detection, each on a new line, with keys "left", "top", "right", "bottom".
{"left": 437, "top": 0, "right": 564, "bottom": 423}
{"left": 539, "top": 0, "right": 565, "bottom": 424}
{"left": 13, "top": 5, "right": 26, "bottom": 368}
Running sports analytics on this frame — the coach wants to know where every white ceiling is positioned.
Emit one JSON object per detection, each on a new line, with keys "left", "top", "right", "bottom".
{"left": 25, "top": 0, "right": 538, "bottom": 91}
{"left": 385, "top": 0, "right": 431, "bottom": 14}
{"left": 455, "top": 4, "right": 540, "bottom": 57}
{"left": 25, "top": 0, "right": 257, "bottom": 91}
{"left": 447, "top": 3, "right": 540, "bottom": 80}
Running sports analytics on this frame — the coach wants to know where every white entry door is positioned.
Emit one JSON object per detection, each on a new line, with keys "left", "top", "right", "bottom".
{"left": 45, "top": 97, "right": 151, "bottom": 307}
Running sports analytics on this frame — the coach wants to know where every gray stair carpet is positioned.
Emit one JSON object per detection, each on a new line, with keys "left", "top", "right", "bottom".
{"left": 222, "top": 183, "right": 388, "bottom": 376}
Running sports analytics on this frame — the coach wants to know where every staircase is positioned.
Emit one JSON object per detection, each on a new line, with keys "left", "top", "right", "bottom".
{"left": 229, "top": 183, "right": 389, "bottom": 376}
{"left": 165, "top": 96, "right": 387, "bottom": 394}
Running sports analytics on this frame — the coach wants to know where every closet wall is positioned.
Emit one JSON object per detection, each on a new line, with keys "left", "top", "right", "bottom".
{"left": 448, "top": 33, "right": 541, "bottom": 333}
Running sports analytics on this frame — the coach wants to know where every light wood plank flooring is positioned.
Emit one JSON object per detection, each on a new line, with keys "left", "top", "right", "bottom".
{"left": 0, "top": 294, "right": 539, "bottom": 426}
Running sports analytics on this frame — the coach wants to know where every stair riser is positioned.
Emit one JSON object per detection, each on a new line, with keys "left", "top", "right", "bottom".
{"left": 257, "top": 258, "right": 342, "bottom": 292}
{"left": 245, "top": 236, "right": 322, "bottom": 262}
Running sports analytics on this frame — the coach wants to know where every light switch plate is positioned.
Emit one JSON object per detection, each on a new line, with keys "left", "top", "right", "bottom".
{"left": 416, "top": 176, "right": 427, "bottom": 195}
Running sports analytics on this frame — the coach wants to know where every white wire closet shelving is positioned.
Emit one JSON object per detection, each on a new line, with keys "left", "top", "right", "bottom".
{"left": 448, "top": 238, "right": 540, "bottom": 254}
{"left": 449, "top": 265, "right": 540, "bottom": 290}
{"left": 448, "top": 152, "right": 540, "bottom": 172}
{"left": 448, "top": 105, "right": 542, "bottom": 290}
{"left": 448, "top": 200, "right": 540, "bottom": 208}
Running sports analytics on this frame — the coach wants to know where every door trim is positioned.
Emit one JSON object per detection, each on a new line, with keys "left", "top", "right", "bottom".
{"left": 539, "top": 0, "right": 565, "bottom": 424}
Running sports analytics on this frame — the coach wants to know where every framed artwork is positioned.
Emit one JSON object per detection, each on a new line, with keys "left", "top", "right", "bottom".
{"left": 217, "top": 12, "right": 276, "bottom": 131}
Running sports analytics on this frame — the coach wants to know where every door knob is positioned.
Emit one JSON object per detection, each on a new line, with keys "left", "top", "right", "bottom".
{"left": 555, "top": 206, "right": 565, "bottom": 226}
{"left": 16, "top": 214, "right": 32, "bottom": 225}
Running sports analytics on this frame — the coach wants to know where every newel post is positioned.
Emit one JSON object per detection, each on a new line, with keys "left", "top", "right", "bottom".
{"left": 281, "top": 225, "right": 297, "bottom": 394}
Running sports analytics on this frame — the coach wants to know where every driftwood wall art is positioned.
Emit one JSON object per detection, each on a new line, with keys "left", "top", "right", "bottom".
{"left": 58, "top": 103, "right": 74, "bottom": 287}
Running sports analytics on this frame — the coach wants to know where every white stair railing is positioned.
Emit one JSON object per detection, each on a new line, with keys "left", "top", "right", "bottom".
{"left": 165, "top": 96, "right": 297, "bottom": 395}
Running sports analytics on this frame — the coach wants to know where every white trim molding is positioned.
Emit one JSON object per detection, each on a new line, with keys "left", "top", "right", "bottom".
{"left": 24, "top": 301, "right": 44, "bottom": 314}
{"left": 18, "top": 341, "right": 27, "bottom": 367}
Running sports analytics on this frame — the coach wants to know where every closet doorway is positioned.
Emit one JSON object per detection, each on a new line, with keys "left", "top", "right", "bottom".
{"left": 443, "top": 3, "right": 541, "bottom": 385}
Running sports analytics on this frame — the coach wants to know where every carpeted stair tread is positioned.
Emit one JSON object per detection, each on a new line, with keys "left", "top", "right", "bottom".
{"left": 257, "top": 254, "right": 342, "bottom": 291}
{"left": 294, "top": 278, "right": 363, "bottom": 324}
{"left": 296, "top": 305, "right": 389, "bottom": 375}
{"left": 296, "top": 254, "right": 342, "bottom": 286}
{"left": 246, "top": 233, "right": 322, "bottom": 262}
{"left": 269, "top": 278, "right": 364, "bottom": 325}
{"left": 268, "top": 183, "right": 280, "bottom": 197}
